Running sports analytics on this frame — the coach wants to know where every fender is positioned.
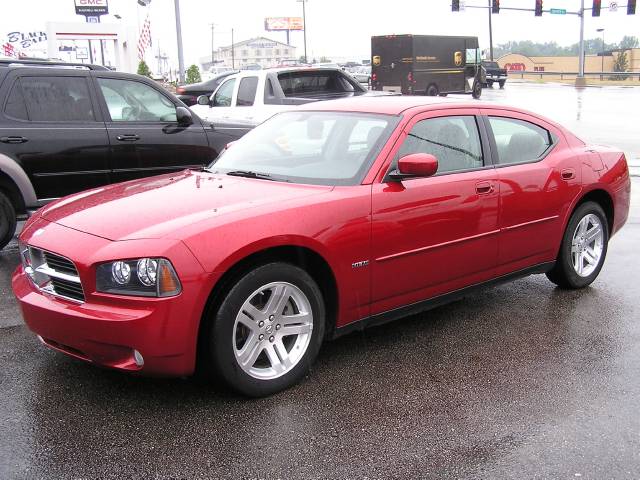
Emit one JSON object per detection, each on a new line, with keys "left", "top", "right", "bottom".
{"left": 0, "top": 153, "right": 37, "bottom": 208}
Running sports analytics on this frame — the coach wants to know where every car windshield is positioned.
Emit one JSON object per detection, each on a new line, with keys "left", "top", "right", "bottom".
{"left": 209, "top": 111, "right": 398, "bottom": 186}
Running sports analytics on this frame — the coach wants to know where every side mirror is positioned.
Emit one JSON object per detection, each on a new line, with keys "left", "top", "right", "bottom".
{"left": 176, "top": 106, "right": 193, "bottom": 126}
{"left": 196, "top": 95, "right": 210, "bottom": 106}
{"left": 391, "top": 153, "right": 438, "bottom": 180}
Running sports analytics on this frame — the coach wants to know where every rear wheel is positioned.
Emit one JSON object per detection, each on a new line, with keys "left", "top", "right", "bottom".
{"left": 546, "top": 201, "right": 609, "bottom": 289}
{"left": 499, "top": 80, "right": 506, "bottom": 89}
{"left": 207, "top": 262, "right": 325, "bottom": 397}
{"left": 0, "top": 191, "right": 17, "bottom": 251}
{"left": 487, "top": 80, "right": 494, "bottom": 88}
{"left": 426, "top": 84, "right": 439, "bottom": 96}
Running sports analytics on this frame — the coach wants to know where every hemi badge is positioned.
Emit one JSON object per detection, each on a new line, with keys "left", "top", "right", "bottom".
{"left": 352, "top": 260, "right": 370, "bottom": 268}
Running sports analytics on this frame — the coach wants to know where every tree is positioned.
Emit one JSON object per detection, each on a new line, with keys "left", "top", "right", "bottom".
{"left": 137, "top": 60, "right": 152, "bottom": 78}
{"left": 611, "top": 51, "right": 629, "bottom": 80}
{"left": 619, "top": 35, "right": 639, "bottom": 50}
{"left": 318, "top": 56, "right": 331, "bottom": 63}
{"left": 185, "top": 64, "right": 202, "bottom": 84}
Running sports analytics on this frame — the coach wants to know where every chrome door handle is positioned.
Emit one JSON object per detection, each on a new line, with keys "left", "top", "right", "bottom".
{"left": 116, "top": 134, "right": 140, "bottom": 142}
{"left": 0, "top": 136, "right": 28, "bottom": 144}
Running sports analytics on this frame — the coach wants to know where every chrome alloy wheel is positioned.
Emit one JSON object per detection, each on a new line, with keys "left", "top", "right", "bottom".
{"left": 571, "top": 213, "right": 604, "bottom": 277}
{"left": 232, "top": 282, "right": 313, "bottom": 380}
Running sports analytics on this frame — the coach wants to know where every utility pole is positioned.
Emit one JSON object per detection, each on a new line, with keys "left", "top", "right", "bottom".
{"left": 174, "top": 0, "right": 185, "bottom": 83}
{"left": 488, "top": 0, "right": 494, "bottom": 60}
{"left": 298, "top": 0, "right": 308, "bottom": 63}
{"left": 209, "top": 23, "right": 216, "bottom": 67}
{"left": 231, "top": 28, "right": 235, "bottom": 69}
{"left": 576, "top": 0, "right": 586, "bottom": 87}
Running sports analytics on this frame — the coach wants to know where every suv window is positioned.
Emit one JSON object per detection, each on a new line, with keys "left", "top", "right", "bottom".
{"left": 19, "top": 76, "right": 95, "bottom": 122}
{"left": 394, "top": 116, "right": 483, "bottom": 174}
{"left": 213, "top": 78, "right": 235, "bottom": 107}
{"left": 97, "top": 78, "right": 177, "bottom": 122}
{"left": 488, "top": 117, "right": 552, "bottom": 165}
{"left": 4, "top": 80, "right": 28, "bottom": 120}
{"left": 236, "top": 77, "right": 258, "bottom": 106}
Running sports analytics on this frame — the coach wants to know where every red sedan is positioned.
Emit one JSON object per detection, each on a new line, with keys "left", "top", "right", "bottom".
{"left": 12, "top": 97, "right": 631, "bottom": 396}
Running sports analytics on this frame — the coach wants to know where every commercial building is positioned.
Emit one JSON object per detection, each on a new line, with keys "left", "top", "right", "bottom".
{"left": 497, "top": 48, "right": 640, "bottom": 73}
{"left": 200, "top": 37, "right": 296, "bottom": 71}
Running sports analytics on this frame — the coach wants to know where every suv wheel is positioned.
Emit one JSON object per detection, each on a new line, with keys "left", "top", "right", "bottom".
{"left": 472, "top": 81, "right": 482, "bottom": 99}
{"left": 0, "top": 191, "right": 17, "bottom": 250}
{"left": 207, "top": 262, "right": 325, "bottom": 397}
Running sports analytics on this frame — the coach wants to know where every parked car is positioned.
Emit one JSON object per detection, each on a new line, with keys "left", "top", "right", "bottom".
{"left": 13, "top": 96, "right": 630, "bottom": 397}
{"left": 175, "top": 71, "right": 237, "bottom": 106}
{"left": 190, "top": 67, "right": 368, "bottom": 125}
{"left": 482, "top": 60, "right": 508, "bottom": 88}
{"left": 0, "top": 59, "right": 251, "bottom": 250}
{"left": 348, "top": 65, "right": 371, "bottom": 86}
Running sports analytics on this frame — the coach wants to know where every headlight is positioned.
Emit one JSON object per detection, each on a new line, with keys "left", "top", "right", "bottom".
{"left": 96, "top": 258, "right": 181, "bottom": 297}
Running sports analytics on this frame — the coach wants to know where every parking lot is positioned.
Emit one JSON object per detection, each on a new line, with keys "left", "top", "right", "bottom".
{"left": 1, "top": 82, "right": 639, "bottom": 479}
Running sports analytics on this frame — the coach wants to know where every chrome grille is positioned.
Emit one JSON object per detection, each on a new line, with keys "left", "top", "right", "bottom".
{"left": 21, "top": 246, "right": 85, "bottom": 303}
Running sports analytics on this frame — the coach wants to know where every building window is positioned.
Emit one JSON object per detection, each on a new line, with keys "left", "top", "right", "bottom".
{"left": 266, "top": 49, "right": 272, "bottom": 56}
{"left": 283, "top": 49, "right": 289, "bottom": 55}
{"left": 242, "top": 50, "right": 248, "bottom": 57}
{"left": 255, "top": 49, "right": 262, "bottom": 57}
{"left": 275, "top": 49, "right": 280, "bottom": 55}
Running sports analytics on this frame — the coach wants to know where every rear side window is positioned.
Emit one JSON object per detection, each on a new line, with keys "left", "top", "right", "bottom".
{"left": 277, "top": 71, "right": 357, "bottom": 97}
{"left": 19, "top": 76, "right": 95, "bottom": 122}
{"left": 4, "top": 80, "right": 28, "bottom": 120}
{"left": 488, "top": 117, "right": 552, "bottom": 165}
{"left": 236, "top": 77, "right": 258, "bottom": 106}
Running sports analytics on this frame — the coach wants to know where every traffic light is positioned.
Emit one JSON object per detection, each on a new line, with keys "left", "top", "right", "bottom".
{"left": 629, "top": 0, "right": 636, "bottom": 14}
{"left": 535, "top": 0, "right": 543, "bottom": 16}
{"left": 452, "top": 0, "right": 460, "bottom": 12}
{"left": 492, "top": 0, "right": 500, "bottom": 13}
{"left": 592, "top": 0, "right": 601, "bottom": 16}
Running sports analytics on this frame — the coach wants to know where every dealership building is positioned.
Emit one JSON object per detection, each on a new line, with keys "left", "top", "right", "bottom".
{"left": 497, "top": 48, "right": 640, "bottom": 74}
{"left": 200, "top": 37, "right": 296, "bottom": 71}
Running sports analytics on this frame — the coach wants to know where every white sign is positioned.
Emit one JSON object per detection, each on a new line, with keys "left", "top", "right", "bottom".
{"left": 76, "top": 47, "right": 89, "bottom": 59}
{"left": 460, "top": 1, "right": 466, "bottom": 11}
{"left": 609, "top": 1, "right": 618, "bottom": 11}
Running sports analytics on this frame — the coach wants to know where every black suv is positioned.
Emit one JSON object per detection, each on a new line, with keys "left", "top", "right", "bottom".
{"left": 0, "top": 60, "right": 252, "bottom": 250}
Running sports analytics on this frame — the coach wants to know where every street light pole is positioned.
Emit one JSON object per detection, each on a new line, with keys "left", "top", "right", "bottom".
{"left": 297, "top": 0, "right": 307, "bottom": 63}
{"left": 597, "top": 28, "right": 605, "bottom": 74}
{"left": 174, "top": 0, "right": 185, "bottom": 83}
{"left": 210, "top": 23, "right": 215, "bottom": 67}
{"left": 488, "top": 0, "right": 494, "bottom": 61}
{"left": 576, "top": 0, "right": 586, "bottom": 87}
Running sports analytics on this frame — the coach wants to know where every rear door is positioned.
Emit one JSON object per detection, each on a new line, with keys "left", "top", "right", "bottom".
{"left": 0, "top": 70, "right": 110, "bottom": 200}
{"left": 481, "top": 109, "right": 581, "bottom": 274}
{"left": 94, "top": 75, "right": 212, "bottom": 183}
{"left": 371, "top": 36, "right": 412, "bottom": 93}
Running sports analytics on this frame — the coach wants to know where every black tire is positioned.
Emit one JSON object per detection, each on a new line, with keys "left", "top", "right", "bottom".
{"left": 499, "top": 80, "right": 506, "bottom": 89}
{"left": 438, "top": 93, "right": 448, "bottom": 97}
{"left": 546, "top": 201, "right": 609, "bottom": 289}
{"left": 206, "top": 262, "right": 325, "bottom": 397}
{"left": 0, "top": 191, "right": 17, "bottom": 251}
{"left": 472, "top": 81, "right": 482, "bottom": 99}
{"left": 426, "top": 84, "right": 439, "bottom": 96}
{"left": 487, "top": 80, "right": 494, "bottom": 88}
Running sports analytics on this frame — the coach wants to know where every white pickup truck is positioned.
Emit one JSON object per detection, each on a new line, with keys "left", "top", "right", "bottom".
{"left": 190, "top": 67, "right": 370, "bottom": 126}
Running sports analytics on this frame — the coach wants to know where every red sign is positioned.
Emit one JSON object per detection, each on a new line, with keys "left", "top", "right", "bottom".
{"left": 505, "top": 62, "right": 526, "bottom": 71}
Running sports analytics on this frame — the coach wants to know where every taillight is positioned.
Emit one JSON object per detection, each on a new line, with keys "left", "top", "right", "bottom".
{"left": 407, "top": 72, "right": 414, "bottom": 83}
{"left": 372, "top": 72, "right": 377, "bottom": 82}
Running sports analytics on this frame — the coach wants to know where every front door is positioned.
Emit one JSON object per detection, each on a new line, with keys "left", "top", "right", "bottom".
{"left": 94, "top": 76, "right": 212, "bottom": 183}
{"left": 370, "top": 110, "right": 499, "bottom": 315}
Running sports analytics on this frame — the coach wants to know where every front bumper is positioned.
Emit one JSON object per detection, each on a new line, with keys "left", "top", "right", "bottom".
{"left": 12, "top": 219, "right": 212, "bottom": 377}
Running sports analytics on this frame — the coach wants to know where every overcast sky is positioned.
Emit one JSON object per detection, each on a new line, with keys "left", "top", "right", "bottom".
{"left": 2, "top": 0, "right": 638, "bottom": 66}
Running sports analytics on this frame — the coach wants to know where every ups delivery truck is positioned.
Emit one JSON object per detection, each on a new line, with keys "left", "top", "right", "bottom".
{"left": 371, "top": 34, "right": 485, "bottom": 99}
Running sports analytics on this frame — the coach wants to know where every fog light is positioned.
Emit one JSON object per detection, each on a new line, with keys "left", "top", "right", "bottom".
{"left": 133, "top": 349, "right": 144, "bottom": 367}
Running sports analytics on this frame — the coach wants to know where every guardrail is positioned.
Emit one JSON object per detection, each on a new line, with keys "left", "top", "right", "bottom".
{"left": 510, "top": 71, "right": 640, "bottom": 81}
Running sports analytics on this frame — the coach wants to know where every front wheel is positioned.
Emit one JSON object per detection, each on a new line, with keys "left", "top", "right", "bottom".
{"left": 472, "top": 81, "right": 482, "bottom": 99}
{"left": 426, "top": 84, "right": 439, "bottom": 96}
{"left": 499, "top": 80, "right": 506, "bottom": 89}
{"left": 207, "top": 262, "right": 325, "bottom": 397}
{"left": 546, "top": 202, "right": 609, "bottom": 289}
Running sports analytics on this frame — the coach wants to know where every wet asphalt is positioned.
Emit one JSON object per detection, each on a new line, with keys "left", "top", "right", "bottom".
{"left": 1, "top": 83, "right": 640, "bottom": 479}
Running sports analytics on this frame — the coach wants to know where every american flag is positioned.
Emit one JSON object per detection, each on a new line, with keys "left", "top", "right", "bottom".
{"left": 138, "top": 14, "right": 152, "bottom": 60}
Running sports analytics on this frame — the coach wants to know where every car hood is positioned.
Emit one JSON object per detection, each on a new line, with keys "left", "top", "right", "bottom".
{"left": 40, "top": 170, "right": 332, "bottom": 241}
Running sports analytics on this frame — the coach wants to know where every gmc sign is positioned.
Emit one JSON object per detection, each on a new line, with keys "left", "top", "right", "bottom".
{"left": 75, "top": 0, "right": 109, "bottom": 16}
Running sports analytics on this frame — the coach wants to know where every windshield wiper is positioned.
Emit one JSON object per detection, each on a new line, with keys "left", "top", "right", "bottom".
{"left": 226, "top": 170, "right": 275, "bottom": 181}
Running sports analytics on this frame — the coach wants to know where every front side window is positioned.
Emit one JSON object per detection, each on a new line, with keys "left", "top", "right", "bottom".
{"left": 236, "top": 77, "right": 258, "bottom": 106}
{"left": 97, "top": 78, "right": 176, "bottom": 122}
{"left": 213, "top": 78, "right": 235, "bottom": 107}
{"left": 488, "top": 117, "right": 552, "bottom": 165}
{"left": 210, "top": 111, "right": 398, "bottom": 186}
{"left": 19, "top": 76, "right": 95, "bottom": 122}
{"left": 394, "top": 116, "right": 483, "bottom": 174}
